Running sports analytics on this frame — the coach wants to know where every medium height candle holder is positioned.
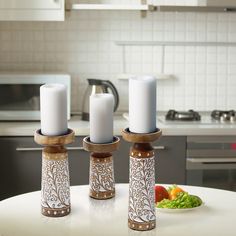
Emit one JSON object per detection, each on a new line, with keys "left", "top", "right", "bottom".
{"left": 122, "top": 128, "right": 162, "bottom": 231}
{"left": 34, "top": 129, "right": 75, "bottom": 217}
{"left": 83, "top": 136, "right": 120, "bottom": 200}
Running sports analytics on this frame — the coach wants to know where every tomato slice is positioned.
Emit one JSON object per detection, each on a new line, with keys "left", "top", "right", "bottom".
{"left": 155, "top": 185, "right": 169, "bottom": 202}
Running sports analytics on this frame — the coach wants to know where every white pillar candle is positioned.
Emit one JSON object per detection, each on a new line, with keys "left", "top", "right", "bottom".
{"left": 40, "top": 84, "right": 68, "bottom": 136}
{"left": 129, "top": 76, "right": 156, "bottom": 133}
{"left": 90, "top": 94, "right": 114, "bottom": 143}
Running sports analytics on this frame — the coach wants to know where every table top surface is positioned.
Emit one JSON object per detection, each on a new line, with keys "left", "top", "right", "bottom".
{"left": 0, "top": 184, "right": 236, "bottom": 236}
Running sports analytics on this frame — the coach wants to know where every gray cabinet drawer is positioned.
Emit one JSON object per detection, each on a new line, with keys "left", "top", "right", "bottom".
{"left": 154, "top": 136, "right": 186, "bottom": 184}
{"left": 0, "top": 135, "right": 186, "bottom": 200}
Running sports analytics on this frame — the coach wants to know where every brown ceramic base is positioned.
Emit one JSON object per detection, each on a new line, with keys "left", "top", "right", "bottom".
{"left": 122, "top": 128, "right": 162, "bottom": 231}
{"left": 89, "top": 154, "right": 115, "bottom": 200}
{"left": 41, "top": 153, "right": 71, "bottom": 217}
{"left": 83, "top": 136, "right": 120, "bottom": 200}
{"left": 90, "top": 189, "right": 115, "bottom": 200}
{"left": 42, "top": 206, "right": 70, "bottom": 217}
{"left": 128, "top": 219, "right": 156, "bottom": 231}
{"left": 34, "top": 129, "right": 75, "bottom": 218}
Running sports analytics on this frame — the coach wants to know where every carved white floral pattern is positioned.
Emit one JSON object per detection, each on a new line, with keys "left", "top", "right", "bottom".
{"left": 90, "top": 157, "right": 114, "bottom": 193}
{"left": 41, "top": 156, "right": 70, "bottom": 209}
{"left": 128, "top": 156, "right": 155, "bottom": 223}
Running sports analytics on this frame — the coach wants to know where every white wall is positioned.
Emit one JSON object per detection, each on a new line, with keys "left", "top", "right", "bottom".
{"left": 0, "top": 9, "right": 236, "bottom": 112}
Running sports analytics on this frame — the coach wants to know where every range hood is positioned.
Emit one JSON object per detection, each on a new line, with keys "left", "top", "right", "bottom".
{"left": 202, "top": 0, "right": 236, "bottom": 7}
{"left": 156, "top": 0, "right": 236, "bottom": 12}
{"left": 67, "top": 1, "right": 236, "bottom": 14}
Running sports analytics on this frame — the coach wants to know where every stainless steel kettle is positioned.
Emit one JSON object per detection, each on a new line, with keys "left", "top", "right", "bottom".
{"left": 82, "top": 79, "right": 119, "bottom": 121}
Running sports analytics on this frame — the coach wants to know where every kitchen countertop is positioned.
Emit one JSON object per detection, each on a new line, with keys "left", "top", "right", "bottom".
{"left": 1, "top": 184, "right": 236, "bottom": 236}
{"left": 0, "top": 114, "right": 236, "bottom": 136}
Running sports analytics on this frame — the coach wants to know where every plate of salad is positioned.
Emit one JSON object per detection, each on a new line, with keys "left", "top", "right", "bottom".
{"left": 155, "top": 185, "right": 203, "bottom": 213}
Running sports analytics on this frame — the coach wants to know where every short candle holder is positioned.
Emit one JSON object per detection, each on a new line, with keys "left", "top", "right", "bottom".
{"left": 122, "top": 128, "right": 162, "bottom": 231}
{"left": 34, "top": 129, "right": 75, "bottom": 217}
{"left": 83, "top": 136, "right": 120, "bottom": 200}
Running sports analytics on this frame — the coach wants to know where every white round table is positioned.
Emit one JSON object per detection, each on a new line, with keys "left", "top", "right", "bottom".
{"left": 0, "top": 184, "right": 236, "bottom": 236}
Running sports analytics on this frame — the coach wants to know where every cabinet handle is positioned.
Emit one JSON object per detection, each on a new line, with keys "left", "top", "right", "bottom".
{"left": 187, "top": 157, "right": 236, "bottom": 163}
{"left": 67, "top": 147, "right": 85, "bottom": 151}
{"left": 16, "top": 147, "right": 85, "bottom": 151}
{"left": 16, "top": 147, "right": 42, "bottom": 151}
{"left": 153, "top": 146, "right": 165, "bottom": 150}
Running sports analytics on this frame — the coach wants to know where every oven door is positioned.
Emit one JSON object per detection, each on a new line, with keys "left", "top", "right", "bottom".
{"left": 186, "top": 136, "right": 236, "bottom": 191}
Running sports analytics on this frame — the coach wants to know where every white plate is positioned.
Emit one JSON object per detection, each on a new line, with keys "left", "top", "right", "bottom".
{"left": 156, "top": 203, "right": 204, "bottom": 213}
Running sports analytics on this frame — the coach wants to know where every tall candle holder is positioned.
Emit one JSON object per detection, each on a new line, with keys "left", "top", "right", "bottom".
{"left": 34, "top": 129, "right": 75, "bottom": 217}
{"left": 122, "top": 128, "right": 162, "bottom": 231}
{"left": 83, "top": 136, "right": 120, "bottom": 200}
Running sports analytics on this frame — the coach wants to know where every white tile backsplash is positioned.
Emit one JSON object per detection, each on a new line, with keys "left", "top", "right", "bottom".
{"left": 0, "top": 9, "right": 236, "bottom": 112}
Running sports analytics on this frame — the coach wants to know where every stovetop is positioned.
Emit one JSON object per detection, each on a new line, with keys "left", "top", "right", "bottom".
{"left": 211, "top": 110, "right": 236, "bottom": 122}
{"left": 166, "top": 109, "right": 201, "bottom": 121}
{"left": 159, "top": 110, "right": 236, "bottom": 125}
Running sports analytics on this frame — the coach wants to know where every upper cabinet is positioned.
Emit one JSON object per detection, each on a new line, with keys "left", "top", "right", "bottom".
{"left": 201, "top": 0, "right": 236, "bottom": 7}
{"left": 3, "top": 0, "right": 234, "bottom": 20}
{"left": 150, "top": 0, "right": 236, "bottom": 12}
{"left": 0, "top": 0, "right": 64, "bottom": 21}
{"left": 67, "top": 0, "right": 236, "bottom": 14}
{"left": 153, "top": 0, "right": 236, "bottom": 7}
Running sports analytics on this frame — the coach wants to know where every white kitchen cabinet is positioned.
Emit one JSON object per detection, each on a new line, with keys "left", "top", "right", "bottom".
{"left": 0, "top": 0, "right": 64, "bottom": 21}
{"left": 68, "top": 0, "right": 236, "bottom": 14}
{"left": 201, "top": 0, "right": 236, "bottom": 7}
{"left": 154, "top": 0, "right": 236, "bottom": 7}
